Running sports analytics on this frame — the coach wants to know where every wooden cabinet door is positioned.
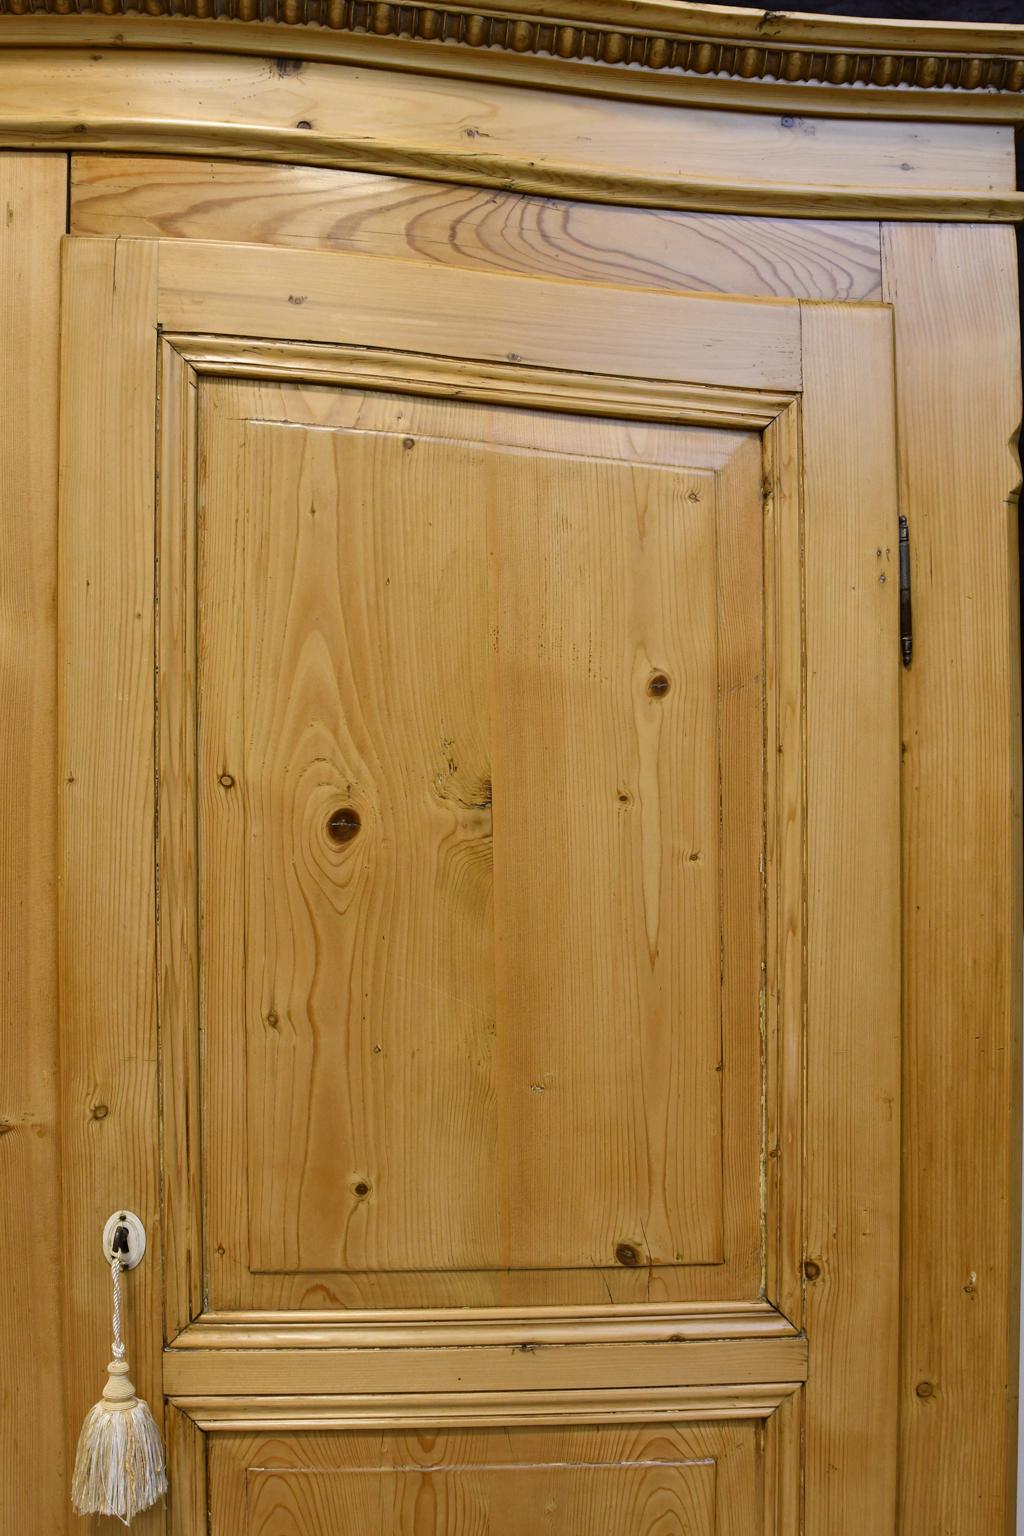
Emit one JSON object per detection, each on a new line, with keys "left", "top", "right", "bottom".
{"left": 59, "top": 234, "right": 901, "bottom": 1534}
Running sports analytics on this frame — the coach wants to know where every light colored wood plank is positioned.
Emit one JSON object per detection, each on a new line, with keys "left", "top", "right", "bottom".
{"left": 168, "top": 337, "right": 790, "bottom": 431}
{"left": 156, "top": 238, "right": 802, "bottom": 391}
{"left": 217, "top": 407, "right": 498, "bottom": 1277}
{"left": 205, "top": 1424, "right": 758, "bottom": 1536}
{"left": 163, "top": 1334, "right": 809, "bottom": 1396}
{"left": 183, "top": 1385, "right": 797, "bottom": 1430}
{"left": 158, "top": 339, "right": 203, "bottom": 1342}
{"left": 490, "top": 440, "right": 724, "bottom": 1271}
{"left": 799, "top": 301, "right": 902, "bottom": 1532}
{"left": 881, "top": 222, "right": 1022, "bottom": 1536}
{"left": 242, "top": 1455, "right": 716, "bottom": 1535}
{"left": 0, "top": 52, "right": 1020, "bottom": 216}
{"left": 761, "top": 402, "right": 805, "bottom": 1327}
{"left": 70, "top": 155, "right": 884, "bottom": 303}
{"left": 0, "top": 151, "right": 66, "bottom": 1536}
{"left": 166, "top": 1403, "right": 207, "bottom": 1536}
{"left": 172, "top": 1299, "right": 796, "bottom": 1350}
{"left": 58, "top": 235, "right": 164, "bottom": 1535}
{"left": 190, "top": 380, "right": 765, "bottom": 1306}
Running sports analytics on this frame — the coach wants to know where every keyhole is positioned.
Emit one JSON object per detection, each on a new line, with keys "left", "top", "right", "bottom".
{"left": 327, "top": 806, "right": 361, "bottom": 844}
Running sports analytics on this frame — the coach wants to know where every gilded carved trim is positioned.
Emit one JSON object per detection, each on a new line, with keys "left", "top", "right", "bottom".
{"left": 0, "top": 0, "right": 1022, "bottom": 99}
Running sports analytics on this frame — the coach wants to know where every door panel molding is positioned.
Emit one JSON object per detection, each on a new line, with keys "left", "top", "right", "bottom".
{"left": 166, "top": 334, "right": 793, "bottom": 430}
{"left": 169, "top": 1382, "right": 803, "bottom": 1430}
{"left": 169, "top": 1300, "right": 799, "bottom": 1350}
{"left": 155, "top": 330, "right": 804, "bottom": 1327}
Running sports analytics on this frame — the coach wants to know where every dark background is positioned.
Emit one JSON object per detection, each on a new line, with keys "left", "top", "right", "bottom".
{"left": 696, "top": 1, "right": 1022, "bottom": 22}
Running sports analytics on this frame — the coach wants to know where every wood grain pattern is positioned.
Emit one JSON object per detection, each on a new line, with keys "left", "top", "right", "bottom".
{"left": 50, "top": 210, "right": 952, "bottom": 1532}
{"left": 799, "top": 301, "right": 902, "bottom": 1532}
{"left": 760, "top": 402, "right": 804, "bottom": 1329}
{"left": 190, "top": 380, "right": 765, "bottom": 1303}
{"left": 244, "top": 1459, "right": 717, "bottom": 1535}
{"left": 70, "top": 156, "right": 884, "bottom": 303}
{"left": 173, "top": 1299, "right": 796, "bottom": 1350}
{"left": 167, "top": 337, "right": 791, "bottom": 432}
{"left": 156, "top": 239, "right": 802, "bottom": 392}
{"left": 0, "top": 152, "right": 66, "bottom": 1536}
{"left": 0, "top": 53, "right": 1019, "bottom": 217}
{"left": 205, "top": 1424, "right": 758, "bottom": 1536}
{"left": 58, "top": 235, "right": 164, "bottom": 1536}
{"left": 881, "top": 223, "right": 1023, "bottom": 1536}
{"left": 5, "top": 9, "right": 1024, "bottom": 124}
{"left": 163, "top": 1336, "right": 808, "bottom": 1397}
{"left": 187, "top": 398, "right": 755, "bottom": 1309}
{"left": 174, "top": 1384, "right": 800, "bottom": 1430}
{"left": 166, "top": 1404, "right": 207, "bottom": 1536}
{"left": 158, "top": 337, "right": 204, "bottom": 1341}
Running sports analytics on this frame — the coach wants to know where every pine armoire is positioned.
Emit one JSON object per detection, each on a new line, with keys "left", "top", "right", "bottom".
{"left": 0, "top": 2, "right": 1021, "bottom": 1531}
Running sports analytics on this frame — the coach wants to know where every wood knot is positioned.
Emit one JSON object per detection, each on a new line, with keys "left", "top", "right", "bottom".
{"left": 614, "top": 1241, "right": 642, "bottom": 1267}
{"left": 327, "top": 806, "right": 361, "bottom": 844}
{"left": 647, "top": 672, "right": 671, "bottom": 698}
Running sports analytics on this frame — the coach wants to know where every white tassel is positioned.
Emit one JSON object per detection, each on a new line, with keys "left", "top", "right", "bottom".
{"left": 71, "top": 1255, "right": 167, "bottom": 1525}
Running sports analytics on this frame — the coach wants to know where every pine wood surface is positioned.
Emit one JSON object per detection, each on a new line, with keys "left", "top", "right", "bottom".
{"left": 205, "top": 1424, "right": 758, "bottom": 1536}
{"left": 0, "top": 51, "right": 1020, "bottom": 217}
{"left": 881, "top": 222, "right": 1023, "bottom": 1536}
{"left": 33, "top": 122, "right": 1020, "bottom": 1534}
{"left": 156, "top": 238, "right": 802, "bottom": 391}
{"left": 186, "top": 380, "right": 764, "bottom": 1310}
{"left": 58, "top": 234, "right": 165, "bottom": 1536}
{"left": 4, "top": 7, "right": 1024, "bottom": 125}
{"left": 69, "top": 155, "right": 885, "bottom": 303}
{"left": 799, "top": 300, "right": 902, "bottom": 1532}
{"left": 0, "top": 151, "right": 66, "bottom": 1536}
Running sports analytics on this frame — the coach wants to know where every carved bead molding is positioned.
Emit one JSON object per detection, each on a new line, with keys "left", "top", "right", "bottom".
{"left": 2, "top": 0, "right": 1023, "bottom": 99}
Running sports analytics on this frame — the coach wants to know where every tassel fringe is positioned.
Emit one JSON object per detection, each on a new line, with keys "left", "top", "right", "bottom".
{"left": 71, "top": 1255, "right": 167, "bottom": 1525}
{"left": 71, "top": 1394, "right": 168, "bottom": 1525}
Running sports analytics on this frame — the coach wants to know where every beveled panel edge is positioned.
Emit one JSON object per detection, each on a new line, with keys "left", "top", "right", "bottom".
{"left": 170, "top": 1301, "right": 801, "bottom": 1350}
{"left": 170, "top": 1381, "right": 805, "bottom": 1431}
{"left": 1, "top": 4, "right": 1023, "bottom": 125}
{"left": 156, "top": 329, "right": 807, "bottom": 1333}
{"left": 166, "top": 335, "right": 795, "bottom": 429}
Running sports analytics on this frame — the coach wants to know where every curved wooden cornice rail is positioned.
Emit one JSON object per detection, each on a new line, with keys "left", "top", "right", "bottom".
{"left": 1, "top": 1, "right": 1023, "bottom": 121}
{"left": 1, "top": 3, "right": 1023, "bottom": 217}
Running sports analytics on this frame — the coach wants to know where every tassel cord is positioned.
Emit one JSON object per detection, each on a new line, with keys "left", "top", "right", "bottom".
{"left": 71, "top": 1235, "right": 168, "bottom": 1523}
{"left": 111, "top": 1254, "right": 126, "bottom": 1363}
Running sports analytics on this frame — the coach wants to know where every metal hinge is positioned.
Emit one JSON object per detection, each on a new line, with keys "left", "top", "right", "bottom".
{"left": 898, "top": 515, "right": 913, "bottom": 668}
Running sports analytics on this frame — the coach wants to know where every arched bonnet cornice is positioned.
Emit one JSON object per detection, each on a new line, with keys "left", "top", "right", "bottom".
{"left": 1, "top": 1, "right": 1023, "bottom": 118}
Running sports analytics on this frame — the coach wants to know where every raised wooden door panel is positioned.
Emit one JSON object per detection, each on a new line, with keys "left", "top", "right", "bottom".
{"left": 59, "top": 234, "right": 900, "bottom": 1533}
{"left": 201, "top": 1423, "right": 763, "bottom": 1536}
{"left": 192, "top": 378, "right": 764, "bottom": 1311}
